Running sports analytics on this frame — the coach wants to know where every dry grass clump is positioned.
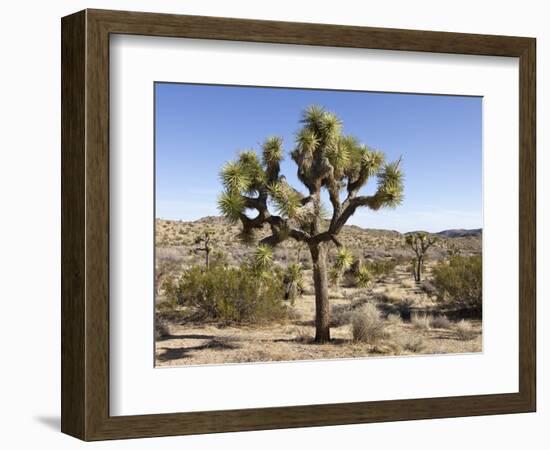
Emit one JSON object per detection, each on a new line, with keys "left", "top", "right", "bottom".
{"left": 155, "top": 318, "right": 171, "bottom": 340}
{"left": 420, "top": 279, "right": 438, "bottom": 296}
{"left": 351, "top": 303, "right": 387, "bottom": 344}
{"left": 411, "top": 313, "right": 431, "bottom": 330}
{"left": 402, "top": 335, "right": 425, "bottom": 353}
{"left": 386, "top": 313, "right": 402, "bottom": 326}
{"left": 430, "top": 315, "right": 452, "bottom": 329}
{"left": 381, "top": 287, "right": 405, "bottom": 303}
{"left": 401, "top": 278, "right": 416, "bottom": 289}
{"left": 455, "top": 320, "right": 477, "bottom": 340}
{"left": 294, "top": 326, "right": 313, "bottom": 343}
{"left": 330, "top": 305, "right": 352, "bottom": 327}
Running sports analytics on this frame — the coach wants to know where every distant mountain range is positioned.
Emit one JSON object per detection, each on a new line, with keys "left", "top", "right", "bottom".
{"left": 435, "top": 228, "right": 482, "bottom": 238}
{"left": 163, "top": 216, "right": 482, "bottom": 239}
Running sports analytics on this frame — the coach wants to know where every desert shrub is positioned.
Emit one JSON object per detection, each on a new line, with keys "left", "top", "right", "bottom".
{"left": 351, "top": 303, "right": 387, "bottom": 343}
{"left": 294, "top": 326, "right": 313, "bottom": 343}
{"left": 411, "top": 313, "right": 431, "bottom": 330}
{"left": 380, "top": 287, "right": 405, "bottom": 303}
{"left": 386, "top": 313, "right": 402, "bottom": 325}
{"left": 430, "top": 315, "right": 451, "bottom": 329}
{"left": 210, "top": 250, "right": 230, "bottom": 268}
{"left": 432, "top": 255, "right": 482, "bottom": 312}
{"left": 330, "top": 304, "right": 352, "bottom": 327}
{"left": 367, "top": 259, "right": 398, "bottom": 278}
{"left": 401, "top": 278, "right": 416, "bottom": 289}
{"left": 402, "top": 335, "right": 425, "bottom": 353}
{"left": 166, "top": 264, "right": 287, "bottom": 323}
{"left": 161, "top": 274, "right": 185, "bottom": 304}
{"left": 397, "top": 298, "right": 416, "bottom": 320}
{"left": 155, "top": 318, "right": 170, "bottom": 340}
{"left": 455, "top": 320, "right": 477, "bottom": 341}
{"left": 420, "top": 279, "right": 438, "bottom": 296}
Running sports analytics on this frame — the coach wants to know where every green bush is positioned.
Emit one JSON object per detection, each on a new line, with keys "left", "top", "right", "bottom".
{"left": 367, "top": 259, "right": 398, "bottom": 277}
{"left": 165, "top": 264, "right": 288, "bottom": 323}
{"left": 431, "top": 255, "right": 482, "bottom": 312}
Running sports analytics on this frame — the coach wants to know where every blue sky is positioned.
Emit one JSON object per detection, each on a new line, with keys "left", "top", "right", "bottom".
{"left": 155, "top": 83, "right": 482, "bottom": 233}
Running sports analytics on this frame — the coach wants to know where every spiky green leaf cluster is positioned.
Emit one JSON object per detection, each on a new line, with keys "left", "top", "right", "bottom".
{"left": 335, "top": 247, "right": 355, "bottom": 271}
{"left": 217, "top": 190, "right": 245, "bottom": 223}
{"left": 220, "top": 160, "right": 252, "bottom": 193}
{"left": 268, "top": 181, "right": 303, "bottom": 219}
{"left": 262, "top": 136, "right": 284, "bottom": 166}
{"left": 218, "top": 140, "right": 280, "bottom": 221}
{"left": 292, "top": 105, "right": 399, "bottom": 204}
{"left": 356, "top": 263, "right": 372, "bottom": 287}
{"left": 285, "top": 263, "right": 304, "bottom": 283}
{"left": 375, "top": 160, "right": 404, "bottom": 208}
{"left": 218, "top": 105, "right": 405, "bottom": 245}
{"left": 253, "top": 244, "right": 274, "bottom": 272}
{"left": 237, "top": 150, "right": 266, "bottom": 193}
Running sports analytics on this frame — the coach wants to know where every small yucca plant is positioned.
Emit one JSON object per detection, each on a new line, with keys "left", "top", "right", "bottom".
{"left": 356, "top": 263, "right": 372, "bottom": 287}
{"left": 253, "top": 245, "right": 274, "bottom": 273}
{"left": 335, "top": 248, "right": 354, "bottom": 272}
{"left": 283, "top": 263, "right": 304, "bottom": 302}
{"left": 330, "top": 248, "right": 354, "bottom": 289}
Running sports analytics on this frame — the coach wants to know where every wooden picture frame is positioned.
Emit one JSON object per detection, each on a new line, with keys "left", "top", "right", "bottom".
{"left": 61, "top": 9, "right": 536, "bottom": 441}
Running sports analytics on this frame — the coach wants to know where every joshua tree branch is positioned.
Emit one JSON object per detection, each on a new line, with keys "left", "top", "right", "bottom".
{"left": 300, "top": 195, "right": 314, "bottom": 206}
{"left": 260, "top": 224, "right": 310, "bottom": 246}
{"left": 331, "top": 235, "right": 343, "bottom": 248}
{"left": 331, "top": 194, "right": 380, "bottom": 234}
{"left": 327, "top": 180, "right": 342, "bottom": 230}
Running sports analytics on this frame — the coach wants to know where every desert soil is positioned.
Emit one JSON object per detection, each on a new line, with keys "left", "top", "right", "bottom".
{"left": 155, "top": 264, "right": 482, "bottom": 367}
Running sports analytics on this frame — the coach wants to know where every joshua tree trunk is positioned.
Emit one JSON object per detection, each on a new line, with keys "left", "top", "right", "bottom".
{"left": 195, "top": 232, "right": 212, "bottom": 270}
{"left": 310, "top": 244, "right": 330, "bottom": 343}
{"left": 416, "top": 256, "right": 423, "bottom": 283}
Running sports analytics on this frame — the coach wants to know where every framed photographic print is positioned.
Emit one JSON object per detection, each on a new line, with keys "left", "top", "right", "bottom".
{"left": 61, "top": 9, "right": 536, "bottom": 441}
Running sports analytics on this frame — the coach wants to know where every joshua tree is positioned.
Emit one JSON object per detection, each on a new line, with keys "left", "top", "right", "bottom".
{"left": 218, "top": 105, "right": 404, "bottom": 342}
{"left": 194, "top": 230, "right": 212, "bottom": 269}
{"left": 405, "top": 232, "right": 437, "bottom": 283}
{"left": 446, "top": 242, "right": 461, "bottom": 259}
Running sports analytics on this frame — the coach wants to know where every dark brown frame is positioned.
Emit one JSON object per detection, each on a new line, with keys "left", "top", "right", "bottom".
{"left": 61, "top": 9, "right": 536, "bottom": 441}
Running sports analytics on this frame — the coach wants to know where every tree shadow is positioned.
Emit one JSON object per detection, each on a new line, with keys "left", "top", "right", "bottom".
{"left": 157, "top": 339, "right": 241, "bottom": 362}
{"left": 161, "top": 333, "right": 219, "bottom": 341}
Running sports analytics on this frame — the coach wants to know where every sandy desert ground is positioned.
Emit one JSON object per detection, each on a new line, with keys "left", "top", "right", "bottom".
{"left": 155, "top": 220, "right": 482, "bottom": 367}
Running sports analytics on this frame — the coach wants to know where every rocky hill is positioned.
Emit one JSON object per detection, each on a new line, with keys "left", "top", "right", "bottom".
{"left": 155, "top": 216, "right": 482, "bottom": 268}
